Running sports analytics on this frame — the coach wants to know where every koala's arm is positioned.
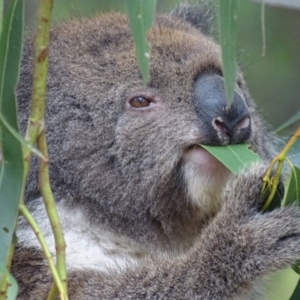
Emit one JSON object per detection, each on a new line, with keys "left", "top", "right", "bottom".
{"left": 62, "top": 165, "right": 300, "bottom": 300}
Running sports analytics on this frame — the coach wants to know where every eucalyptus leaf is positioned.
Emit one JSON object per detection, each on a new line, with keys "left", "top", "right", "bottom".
{"left": 200, "top": 144, "right": 260, "bottom": 175}
{"left": 282, "top": 137, "right": 300, "bottom": 168}
{"left": 290, "top": 139, "right": 300, "bottom": 168}
{"left": 264, "top": 189, "right": 282, "bottom": 212}
{"left": 280, "top": 166, "right": 300, "bottom": 275}
{"left": 126, "top": 0, "right": 156, "bottom": 83}
{"left": 282, "top": 166, "right": 300, "bottom": 207}
{"left": 0, "top": 263, "right": 18, "bottom": 300}
{"left": 290, "top": 152, "right": 300, "bottom": 170}
{"left": 0, "top": 113, "right": 47, "bottom": 161}
{"left": 275, "top": 109, "right": 300, "bottom": 133}
{"left": 293, "top": 263, "right": 300, "bottom": 277}
{"left": 290, "top": 278, "right": 300, "bottom": 300}
{"left": 250, "top": 0, "right": 300, "bottom": 10}
{"left": 265, "top": 268, "right": 299, "bottom": 300}
{"left": 0, "top": 0, "right": 3, "bottom": 36}
{"left": 218, "top": 0, "right": 238, "bottom": 106}
{"left": 0, "top": 0, "right": 24, "bottom": 265}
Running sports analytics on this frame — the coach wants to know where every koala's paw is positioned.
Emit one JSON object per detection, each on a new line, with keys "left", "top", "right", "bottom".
{"left": 223, "top": 162, "right": 281, "bottom": 217}
{"left": 246, "top": 205, "right": 300, "bottom": 272}
{"left": 217, "top": 163, "right": 300, "bottom": 274}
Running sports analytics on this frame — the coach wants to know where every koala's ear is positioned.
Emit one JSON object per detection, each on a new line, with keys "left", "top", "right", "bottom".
{"left": 170, "top": 1, "right": 216, "bottom": 36}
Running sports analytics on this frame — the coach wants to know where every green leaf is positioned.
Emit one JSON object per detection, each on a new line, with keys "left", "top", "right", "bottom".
{"left": 0, "top": 0, "right": 3, "bottom": 36}
{"left": 250, "top": 0, "right": 300, "bottom": 10}
{"left": 0, "top": 0, "right": 24, "bottom": 265}
{"left": 293, "top": 264, "right": 300, "bottom": 279}
{"left": 126, "top": 0, "right": 156, "bottom": 83}
{"left": 264, "top": 268, "right": 299, "bottom": 300}
{"left": 0, "top": 263, "right": 18, "bottom": 300}
{"left": 0, "top": 112, "right": 47, "bottom": 161}
{"left": 290, "top": 279, "right": 300, "bottom": 300}
{"left": 218, "top": 0, "right": 238, "bottom": 106}
{"left": 275, "top": 109, "right": 300, "bottom": 133}
{"left": 264, "top": 188, "right": 282, "bottom": 212}
{"left": 282, "top": 166, "right": 300, "bottom": 207}
{"left": 200, "top": 144, "right": 260, "bottom": 175}
{"left": 279, "top": 137, "right": 300, "bottom": 169}
{"left": 288, "top": 138, "right": 300, "bottom": 168}
{"left": 280, "top": 166, "right": 300, "bottom": 275}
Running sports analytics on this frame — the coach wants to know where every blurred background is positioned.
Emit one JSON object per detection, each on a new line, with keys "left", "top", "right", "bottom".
{"left": 4, "top": 0, "right": 300, "bottom": 132}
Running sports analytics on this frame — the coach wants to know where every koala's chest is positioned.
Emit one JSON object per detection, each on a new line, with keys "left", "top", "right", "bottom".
{"left": 18, "top": 199, "right": 266, "bottom": 300}
{"left": 59, "top": 228, "right": 148, "bottom": 272}
{"left": 17, "top": 199, "right": 148, "bottom": 273}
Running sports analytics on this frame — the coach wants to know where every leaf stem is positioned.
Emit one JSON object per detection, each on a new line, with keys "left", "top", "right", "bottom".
{"left": 0, "top": 277, "right": 8, "bottom": 300}
{"left": 37, "top": 130, "right": 67, "bottom": 297}
{"left": 0, "top": 235, "right": 16, "bottom": 300}
{"left": 23, "top": 0, "right": 53, "bottom": 174}
{"left": 19, "top": 204, "right": 68, "bottom": 300}
{"left": 19, "top": 0, "right": 68, "bottom": 297}
{"left": 0, "top": 112, "right": 47, "bottom": 161}
{"left": 6, "top": 233, "right": 17, "bottom": 271}
{"left": 47, "top": 284, "right": 58, "bottom": 300}
{"left": 262, "top": 126, "right": 300, "bottom": 210}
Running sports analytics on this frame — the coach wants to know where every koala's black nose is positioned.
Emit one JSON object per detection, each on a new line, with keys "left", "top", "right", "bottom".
{"left": 193, "top": 73, "right": 251, "bottom": 145}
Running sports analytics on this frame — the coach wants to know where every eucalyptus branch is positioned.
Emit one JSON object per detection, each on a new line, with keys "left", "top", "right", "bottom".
{"left": 37, "top": 130, "right": 67, "bottom": 297}
{"left": 6, "top": 233, "right": 17, "bottom": 271}
{"left": 47, "top": 284, "right": 58, "bottom": 300}
{"left": 0, "top": 277, "right": 8, "bottom": 300}
{"left": 262, "top": 126, "right": 300, "bottom": 211}
{"left": 19, "top": 0, "right": 68, "bottom": 297}
{"left": 0, "top": 235, "right": 17, "bottom": 300}
{"left": 19, "top": 204, "right": 68, "bottom": 300}
{"left": 23, "top": 0, "right": 53, "bottom": 174}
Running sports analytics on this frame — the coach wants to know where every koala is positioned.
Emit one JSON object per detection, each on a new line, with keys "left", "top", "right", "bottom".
{"left": 12, "top": 2, "right": 300, "bottom": 300}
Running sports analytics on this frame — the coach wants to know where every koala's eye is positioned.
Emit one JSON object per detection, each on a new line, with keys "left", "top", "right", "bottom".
{"left": 129, "top": 96, "right": 152, "bottom": 108}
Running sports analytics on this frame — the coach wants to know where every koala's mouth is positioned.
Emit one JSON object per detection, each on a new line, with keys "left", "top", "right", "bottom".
{"left": 183, "top": 145, "right": 231, "bottom": 183}
{"left": 182, "top": 145, "right": 232, "bottom": 217}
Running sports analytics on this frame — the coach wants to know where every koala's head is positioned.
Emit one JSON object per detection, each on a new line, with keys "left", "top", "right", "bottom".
{"left": 19, "top": 4, "right": 274, "bottom": 247}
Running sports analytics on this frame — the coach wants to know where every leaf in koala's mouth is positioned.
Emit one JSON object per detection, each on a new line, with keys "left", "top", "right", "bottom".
{"left": 199, "top": 144, "right": 261, "bottom": 175}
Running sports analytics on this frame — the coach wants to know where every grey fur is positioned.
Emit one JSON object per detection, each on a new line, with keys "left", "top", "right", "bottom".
{"left": 13, "top": 3, "right": 300, "bottom": 300}
{"left": 170, "top": 1, "right": 217, "bottom": 36}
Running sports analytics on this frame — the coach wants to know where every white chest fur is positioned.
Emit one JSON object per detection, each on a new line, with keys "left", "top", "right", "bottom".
{"left": 17, "top": 198, "right": 148, "bottom": 272}
{"left": 17, "top": 199, "right": 266, "bottom": 300}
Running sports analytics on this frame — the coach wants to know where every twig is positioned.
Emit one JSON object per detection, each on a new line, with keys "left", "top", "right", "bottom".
{"left": 47, "top": 284, "right": 58, "bottom": 300}
{"left": 20, "top": 0, "right": 68, "bottom": 297}
{"left": 37, "top": 131, "right": 67, "bottom": 298}
{"left": 0, "top": 235, "right": 17, "bottom": 300}
{"left": 23, "top": 0, "right": 53, "bottom": 174}
{"left": 0, "top": 277, "right": 8, "bottom": 300}
{"left": 19, "top": 204, "right": 68, "bottom": 300}
{"left": 262, "top": 126, "right": 300, "bottom": 211}
{"left": 6, "top": 233, "right": 17, "bottom": 271}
